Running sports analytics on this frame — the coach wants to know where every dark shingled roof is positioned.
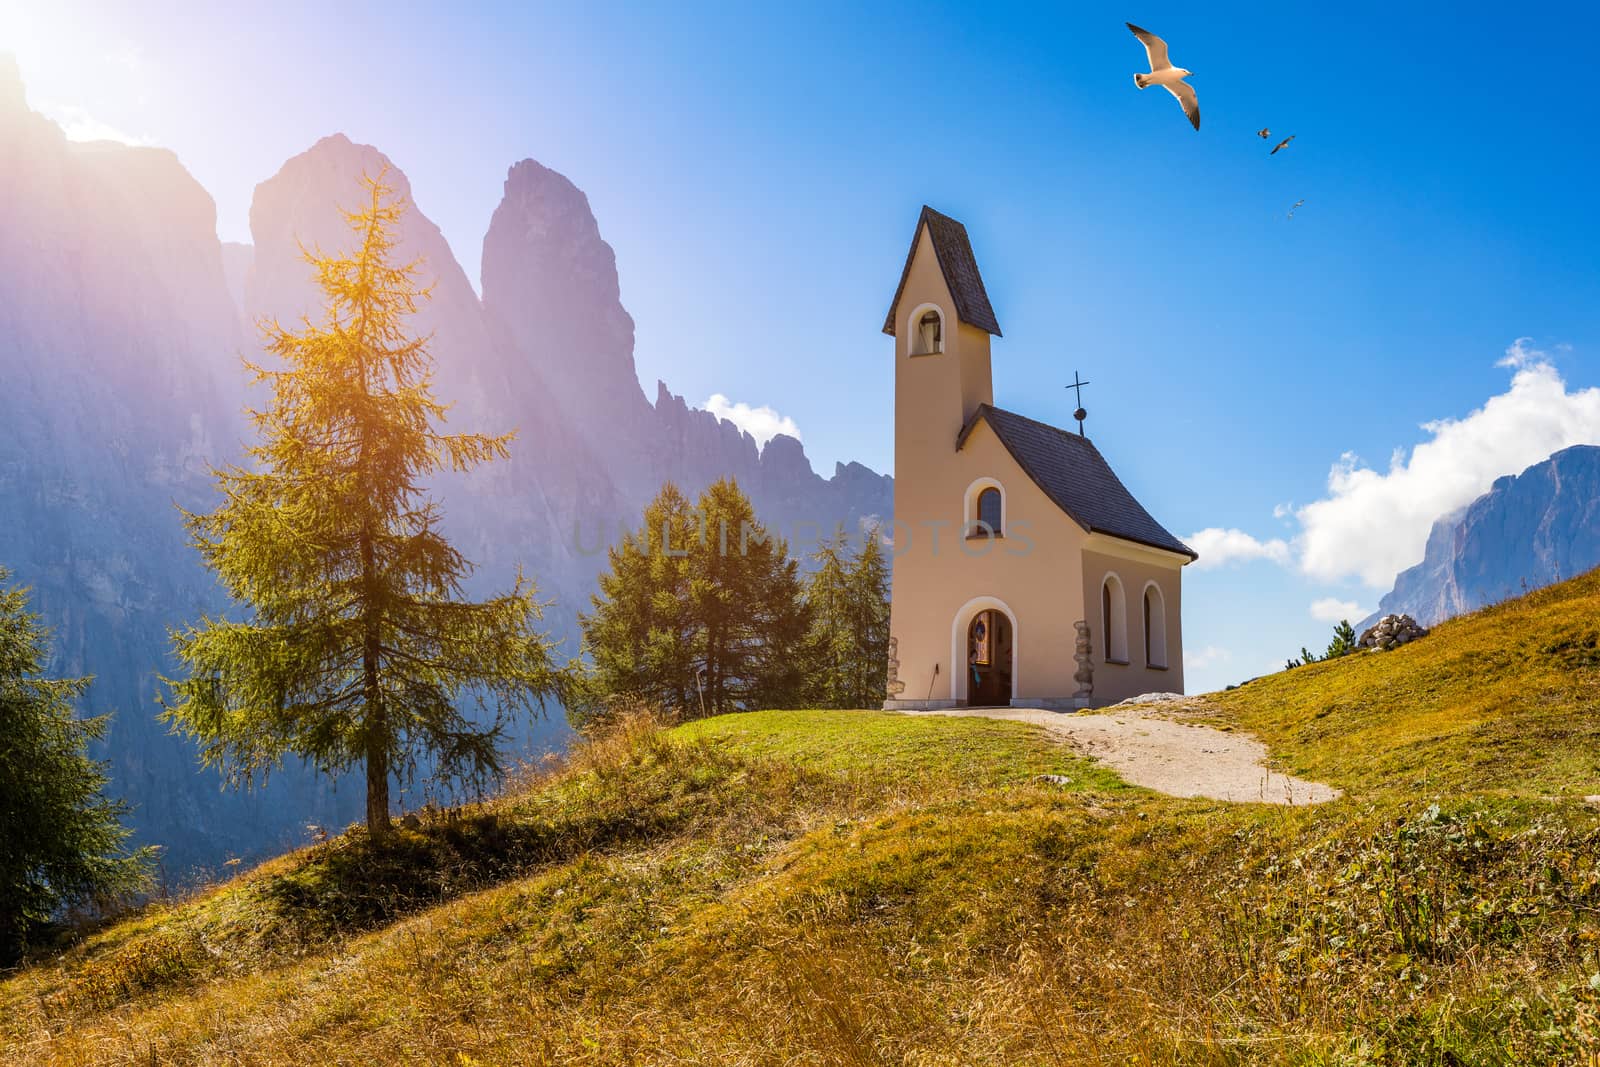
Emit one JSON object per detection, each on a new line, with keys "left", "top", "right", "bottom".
{"left": 883, "top": 206, "right": 1002, "bottom": 337}
{"left": 958, "top": 404, "right": 1197, "bottom": 559}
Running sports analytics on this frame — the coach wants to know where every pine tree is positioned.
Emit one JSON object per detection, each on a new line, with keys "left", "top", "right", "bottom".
{"left": 578, "top": 483, "right": 700, "bottom": 718}
{"left": 844, "top": 525, "right": 891, "bottom": 707}
{"left": 686, "top": 479, "right": 808, "bottom": 714}
{"left": 0, "top": 567, "right": 149, "bottom": 963}
{"left": 800, "top": 528, "right": 855, "bottom": 708}
{"left": 163, "top": 173, "right": 564, "bottom": 839}
{"left": 1325, "top": 619, "right": 1358, "bottom": 659}
{"left": 580, "top": 479, "right": 807, "bottom": 721}
{"left": 799, "top": 525, "right": 891, "bottom": 709}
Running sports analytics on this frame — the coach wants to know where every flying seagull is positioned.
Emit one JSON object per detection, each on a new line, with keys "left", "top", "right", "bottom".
{"left": 1271, "top": 134, "right": 1296, "bottom": 155}
{"left": 1126, "top": 23, "right": 1199, "bottom": 131}
{"left": 1257, "top": 128, "right": 1271, "bottom": 139}
{"left": 1287, "top": 199, "right": 1305, "bottom": 219}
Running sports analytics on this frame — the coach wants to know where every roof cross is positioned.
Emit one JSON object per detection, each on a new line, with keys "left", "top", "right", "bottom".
{"left": 1065, "top": 371, "right": 1091, "bottom": 436}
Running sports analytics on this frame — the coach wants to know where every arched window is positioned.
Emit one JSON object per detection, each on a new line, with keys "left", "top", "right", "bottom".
{"left": 910, "top": 305, "right": 944, "bottom": 356}
{"left": 976, "top": 487, "right": 1002, "bottom": 537}
{"left": 962, "top": 478, "right": 1005, "bottom": 539}
{"left": 1101, "top": 574, "right": 1128, "bottom": 664}
{"left": 1143, "top": 582, "right": 1168, "bottom": 669}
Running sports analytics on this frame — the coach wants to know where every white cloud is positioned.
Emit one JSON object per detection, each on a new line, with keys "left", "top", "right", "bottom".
{"left": 1297, "top": 345, "right": 1600, "bottom": 587}
{"left": 1185, "top": 527, "right": 1291, "bottom": 570}
{"left": 1496, "top": 336, "right": 1540, "bottom": 369}
{"left": 40, "top": 102, "right": 152, "bottom": 145}
{"left": 1495, "top": 337, "right": 1569, "bottom": 370}
{"left": 1309, "top": 597, "right": 1366, "bottom": 624}
{"left": 1184, "top": 644, "right": 1232, "bottom": 670}
{"left": 704, "top": 393, "right": 801, "bottom": 447}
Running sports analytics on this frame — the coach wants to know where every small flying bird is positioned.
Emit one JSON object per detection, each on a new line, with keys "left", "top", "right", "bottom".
{"left": 1257, "top": 128, "right": 1271, "bottom": 139}
{"left": 1271, "top": 134, "right": 1296, "bottom": 155}
{"left": 1287, "top": 199, "right": 1305, "bottom": 219}
{"left": 1126, "top": 22, "right": 1199, "bottom": 131}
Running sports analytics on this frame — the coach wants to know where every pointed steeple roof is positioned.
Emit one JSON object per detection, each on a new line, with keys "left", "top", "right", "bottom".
{"left": 882, "top": 206, "right": 1001, "bottom": 337}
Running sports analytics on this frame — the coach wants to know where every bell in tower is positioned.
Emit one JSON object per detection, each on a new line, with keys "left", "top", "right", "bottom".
{"left": 913, "top": 309, "right": 943, "bottom": 356}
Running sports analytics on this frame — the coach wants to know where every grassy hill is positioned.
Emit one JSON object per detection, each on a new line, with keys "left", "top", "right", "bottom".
{"left": 6, "top": 576, "right": 1600, "bottom": 1064}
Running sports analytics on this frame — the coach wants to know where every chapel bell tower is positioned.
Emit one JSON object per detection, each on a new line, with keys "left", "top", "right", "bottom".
{"left": 880, "top": 204, "right": 1195, "bottom": 713}
{"left": 883, "top": 206, "right": 1003, "bottom": 521}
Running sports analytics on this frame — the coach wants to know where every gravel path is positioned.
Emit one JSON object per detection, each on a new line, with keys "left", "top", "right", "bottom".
{"left": 899, "top": 701, "right": 1342, "bottom": 805}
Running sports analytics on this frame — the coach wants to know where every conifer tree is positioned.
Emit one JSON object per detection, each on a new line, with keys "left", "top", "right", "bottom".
{"left": 1325, "top": 619, "right": 1358, "bottom": 660}
{"left": 844, "top": 525, "right": 891, "bottom": 706}
{"left": 801, "top": 525, "right": 890, "bottom": 708}
{"left": 690, "top": 479, "right": 809, "bottom": 714}
{"left": 800, "top": 528, "right": 856, "bottom": 708}
{"left": 0, "top": 568, "right": 148, "bottom": 963}
{"left": 579, "top": 483, "right": 700, "bottom": 716}
{"left": 163, "top": 174, "right": 563, "bottom": 839}
{"left": 580, "top": 479, "right": 807, "bottom": 720}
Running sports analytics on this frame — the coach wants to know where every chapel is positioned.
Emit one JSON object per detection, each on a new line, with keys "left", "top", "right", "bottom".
{"left": 881, "top": 206, "right": 1197, "bottom": 710}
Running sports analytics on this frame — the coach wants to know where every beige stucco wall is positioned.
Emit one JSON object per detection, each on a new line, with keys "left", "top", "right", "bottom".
{"left": 888, "top": 417, "right": 1091, "bottom": 704}
{"left": 1079, "top": 541, "right": 1186, "bottom": 704}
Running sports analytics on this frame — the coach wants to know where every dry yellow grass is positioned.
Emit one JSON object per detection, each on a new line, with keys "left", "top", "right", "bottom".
{"left": 8, "top": 574, "right": 1600, "bottom": 1064}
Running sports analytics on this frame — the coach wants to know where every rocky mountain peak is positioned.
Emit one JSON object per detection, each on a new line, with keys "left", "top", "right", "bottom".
{"left": 1366, "top": 444, "right": 1600, "bottom": 628}
{"left": 491, "top": 160, "right": 621, "bottom": 301}
{"left": 655, "top": 379, "right": 682, "bottom": 411}
{"left": 760, "top": 433, "right": 811, "bottom": 482}
{"left": 246, "top": 134, "right": 498, "bottom": 417}
{"left": 482, "top": 157, "right": 654, "bottom": 493}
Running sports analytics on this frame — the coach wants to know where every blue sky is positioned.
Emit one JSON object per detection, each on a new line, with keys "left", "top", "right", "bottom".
{"left": 6, "top": 1, "right": 1600, "bottom": 691}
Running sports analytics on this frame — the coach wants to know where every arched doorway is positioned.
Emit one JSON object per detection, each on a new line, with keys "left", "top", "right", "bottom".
{"left": 965, "top": 608, "right": 1014, "bottom": 706}
{"left": 949, "top": 596, "right": 1019, "bottom": 705}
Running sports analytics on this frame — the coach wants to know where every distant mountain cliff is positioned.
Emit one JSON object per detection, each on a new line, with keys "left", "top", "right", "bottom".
{"left": 244, "top": 136, "right": 892, "bottom": 624}
{"left": 1366, "top": 445, "right": 1600, "bottom": 628}
{"left": 0, "top": 57, "right": 354, "bottom": 871}
{"left": 0, "top": 68, "right": 889, "bottom": 873}
{"left": 478, "top": 153, "right": 890, "bottom": 537}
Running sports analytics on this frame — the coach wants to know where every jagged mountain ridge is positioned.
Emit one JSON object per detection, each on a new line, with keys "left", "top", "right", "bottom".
{"left": 0, "top": 67, "right": 890, "bottom": 872}
{"left": 244, "top": 135, "right": 893, "bottom": 613}
{"left": 1365, "top": 445, "right": 1600, "bottom": 629}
